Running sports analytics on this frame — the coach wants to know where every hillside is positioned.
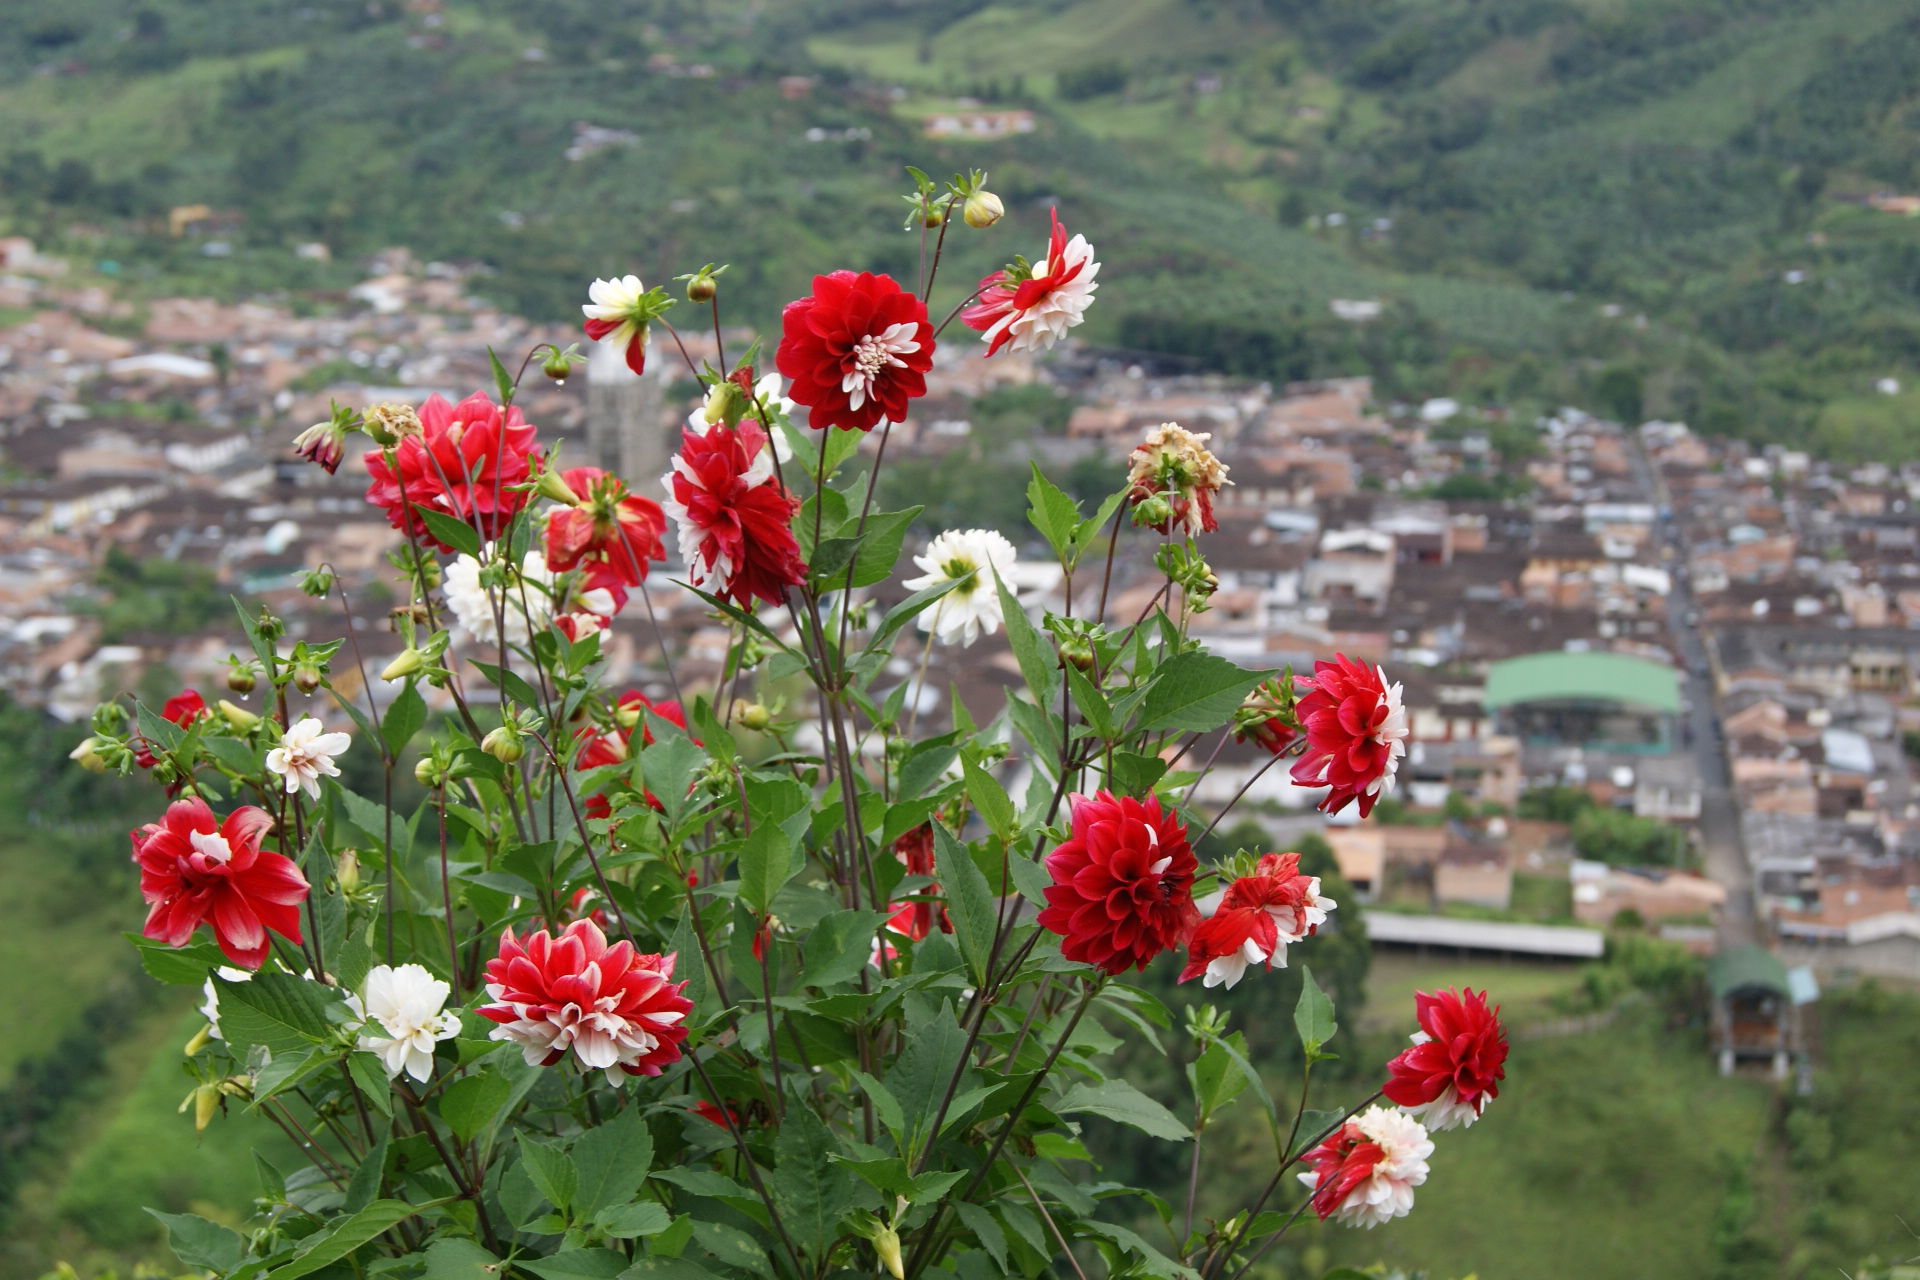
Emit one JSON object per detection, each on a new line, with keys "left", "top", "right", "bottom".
{"left": 3, "top": 0, "right": 1917, "bottom": 454}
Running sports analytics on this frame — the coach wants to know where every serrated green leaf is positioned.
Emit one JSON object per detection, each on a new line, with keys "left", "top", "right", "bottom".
{"left": 770, "top": 1106, "right": 856, "bottom": 1258}
{"left": 439, "top": 1068, "right": 511, "bottom": 1142}
{"left": 1026, "top": 463, "right": 1084, "bottom": 565}
{"left": 382, "top": 681, "right": 428, "bottom": 758}
{"left": 520, "top": 1134, "right": 578, "bottom": 1217}
{"left": 932, "top": 825, "right": 995, "bottom": 987}
{"left": 125, "top": 933, "right": 231, "bottom": 986}
{"left": 217, "top": 973, "right": 341, "bottom": 1057}
{"left": 148, "top": 1210, "right": 247, "bottom": 1274}
{"left": 572, "top": 1106, "right": 653, "bottom": 1219}
{"left": 267, "top": 1198, "right": 443, "bottom": 1279}
{"left": 844, "top": 505, "right": 922, "bottom": 589}
{"left": 414, "top": 506, "right": 483, "bottom": 557}
{"left": 1138, "top": 652, "right": 1270, "bottom": 733}
{"left": 519, "top": 1248, "right": 630, "bottom": 1279}
{"left": 799, "top": 910, "right": 890, "bottom": 989}
{"left": 960, "top": 753, "right": 1014, "bottom": 842}
{"left": 592, "top": 1201, "right": 673, "bottom": 1239}
{"left": 736, "top": 820, "right": 797, "bottom": 915}
{"left": 418, "top": 1237, "right": 504, "bottom": 1280}
{"left": 1293, "top": 965, "right": 1337, "bottom": 1056}
{"left": 1055, "top": 1078, "right": 1190, "bottom": 1142}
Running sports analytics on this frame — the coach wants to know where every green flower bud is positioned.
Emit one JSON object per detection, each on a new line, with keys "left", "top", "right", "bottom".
{"left": 963, "top": 189, "right": 1005, "bottom": 228}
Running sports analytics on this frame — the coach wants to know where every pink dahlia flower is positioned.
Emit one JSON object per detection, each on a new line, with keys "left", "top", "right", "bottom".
{"left": 1383, "top": 987, "right": 1509, "bottom": 1130}
{"left": 1288, "top": 654, "right": 1409, "bottom": 818}
{"left": 478, "top": 920, "right": 692, "bottom": 1081}
{"left": 135, "top": 797, "right": 310, "bottom": 969}
{"left": 363, "top": 392, "right": 540, "bottom": 551}
{"left": 1036, "top": 791, "right": 1198, "bottom": 975}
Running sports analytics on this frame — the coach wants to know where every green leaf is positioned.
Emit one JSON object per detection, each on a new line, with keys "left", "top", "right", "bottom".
{"left": 216, "top": 973, "right": 341, "bottom": 1057}
{"left": 736, "top": 820, "right": 797, "bottom": 915}
{"left": 382, "top": 681, "right": 428, "bottom": 758}
{"left": 621, "top": 1258, "right": 724, "bottom": 1278}
{"left": 125, "top": 933, "right": 230, "bottom": 986}
{"left": 1189, "top": 1041, "right": 1250, "bottom": 1123}
{"left": 953, "top": 1201, "right": 1008, "bottom": 1273}
{"left": 689, "top": 1221, "right": 769, "bottom": 1274}
{"left": 1062, "top": 661, "right": 1115, "bottom": 739}
{"left": 343, "top": 1051, "right": 394, "bottom": 1116}
{"left": 267, "top": 1199, "right": 441, "bottom": 1279}
{"left": 996, "top": 572, "right": 1056, "bottom": 701}
{"left": 488, "top": 345, "right": 514, "bottom": 404}
{"left": 1076, "top": 1220, "right": 1201, "bottom": 1280}
{"left": 341, "top": 1132, "right": 388, "bottom": 1214}
{"left": 960, "top": 753, "right": 1014, "bottom": 842}
{"left": 637, "top": 731, "right": 704, "bottom": 826}
{"left": 418, "top": 1237, "right": 505, "bottom": 1280}
{"left": 1108, "top": 750, "right": 1169, "bottom": 796}
{"left": 415, "top": 506, "right": 483, "bottom": 558}
{"left": 147, "top": 1210, "right": 246, "bottom": 1274}
{"left": 1026, "top": 463, "right": 1084, "bottom": 565}
{"left": 770, "top": 1106, "right": 856, "bottom": 1259}
{"left": 884, "top": 999, "right": 970, "bottom": 1159}
{"left": 572, "top": 1106, "right": 654, "bottom": 1219}
{"left": 592, "top": 1202, "right": 673, "bottom": 1239}
{"left": 439, "top": 1069, "right": 511, "bottom": 1143}
{"left": 520, "top": 1134, "right": 579, "bottom": 1218}
{"left": 1055, "top": 1079, "right": 1190, "bottom": 1142}
{"left": 799, "top": 910, "right": 891, "bottom": 989}
{"left": 849, "top": 1071, "right": 908, "bottom": 1149}
{"left": 844, "top": 505, "right": 922, "bottom": 589}
{"left": 519, "top": 1248, "right": 631, "bottom": 1280}
{"left": 472, "top": 660, "right": 541, "bottom": 709}
{"left": 1137, "top": 652, "right": 1270, "bottom": 733}
{"left": 932, "top": 825, "right": 995, "bottom": 987}
{"left": 867, "top": 578, "right": 960, "bottom": 652}
{"left": 1293, "top": 965, "right": 1337, "bottom": 1057}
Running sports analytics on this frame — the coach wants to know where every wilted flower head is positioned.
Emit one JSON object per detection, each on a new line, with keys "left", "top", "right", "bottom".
{"left": 1127, "top": 423, "right": 1230, "bottom": 537}
{"left": 900, "top": 528, "right": 1018, "bottom": 647}
{"left": 361, "top": 401, "right": 422, "bottom": 445}
{"left": 544, "top": 466, "right": 667, "bottom": 592}
{"left": 362, "top": 392, "right": 540, "bottom": 551}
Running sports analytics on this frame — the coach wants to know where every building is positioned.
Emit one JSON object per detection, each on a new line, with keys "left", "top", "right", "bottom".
{"left": 1486, "top": 651, "right": 1681, "bottom": 753}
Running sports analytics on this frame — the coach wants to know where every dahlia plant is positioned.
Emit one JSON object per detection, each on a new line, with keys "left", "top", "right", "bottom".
{"left": 77, "top": 168, "right": 1507, "bottom": 1280}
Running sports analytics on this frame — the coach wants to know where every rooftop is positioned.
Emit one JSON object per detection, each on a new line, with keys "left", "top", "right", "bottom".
{"left": 1484, "top": 650, "right": 1681, "bottom": 714}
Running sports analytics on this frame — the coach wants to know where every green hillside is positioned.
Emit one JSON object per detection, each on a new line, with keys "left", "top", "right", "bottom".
{"left": 3, "top": 0, "right": 1918, "bottom": 452}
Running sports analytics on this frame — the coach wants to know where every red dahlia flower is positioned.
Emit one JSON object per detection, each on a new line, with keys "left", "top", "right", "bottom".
{"left": 961, "top": 207, "right": 1100, "bottom": 357}
{"left": 581, "top": 275, "right": 658, "bottom": 376}
{"left": 575, "top": 690, "right": 691, "bottom": 821}
{"left": 1178, "top": 852, "right": 1337, "bottom": 988}
{"left": 1382, "top": 987, "right": 1509, "bottom": 1130}
{"left": 775, "top": 271, "right": 933, "bottom": 433}
{"left": 1036, "top": 791, "right": 1198, "bottom": 975}
{"left": 135, "top": 797, "right": 310, "bottom": 969}
{"left": 1288, "top": 654, "right": 1409, "bottom": 818}
{"left": 363, "top": 392, "right": 540, "bottom": 552}
{"left": 890, "top": 823, "right": 953, "bottom": 940}
{"left": 1296, "top": 1106, "right": 1433, "bottom": 1228}
{"left": 544, "top": 466, "right": 667, "bottom": 592}
{"left": 660, "top": 419, "right": 806, "bottom": 610}
{"left": 478, "top": 920, "right": 692, "bottom": 1080}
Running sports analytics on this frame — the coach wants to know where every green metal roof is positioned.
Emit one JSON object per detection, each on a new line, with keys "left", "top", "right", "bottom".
{"left": 1708, "top": 946, "right": 1791, "bottom": 1000}
{"left": 1484, "top": 651, "right": 1681, "bottom": 714}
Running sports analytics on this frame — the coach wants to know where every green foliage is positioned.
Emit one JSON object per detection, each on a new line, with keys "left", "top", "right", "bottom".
{"left": 1570, "top": 806, "right": 1688, "bottom": 868}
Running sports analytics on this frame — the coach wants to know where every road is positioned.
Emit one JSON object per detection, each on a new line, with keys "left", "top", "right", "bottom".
{"left": 1629, "top": 436, "right": 1757, "bottom": 947}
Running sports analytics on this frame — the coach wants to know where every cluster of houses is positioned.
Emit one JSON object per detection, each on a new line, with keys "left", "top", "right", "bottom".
{"left": 5, "top": 232, "right": 1920, "bottom": 1001}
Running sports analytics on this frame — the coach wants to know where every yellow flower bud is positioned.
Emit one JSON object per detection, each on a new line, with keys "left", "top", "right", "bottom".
{"left": 68, "top": 736, "right": 109, "bottom": 773}
{"left": 185, "top": 1024, "right": 213, "bottom": 1057}
{"left": 873, "top": 1227, "right": 904, "bottom": 1280}
{"left": 963, "top": 189, "right": 1005, "bottom": 228}
{"left": 218, "top": 700, "right": 262, "bottom": 730}
{"left": 382, "top": 649, "right": 425, "bottom": 682}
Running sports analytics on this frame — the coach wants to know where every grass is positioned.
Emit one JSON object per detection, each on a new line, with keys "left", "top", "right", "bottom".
{"left": 1361, "top": 952, "right": 1587, "bottom": 1032}
{"left": 3, "top": 999, "right": 298, "bottom": 1277}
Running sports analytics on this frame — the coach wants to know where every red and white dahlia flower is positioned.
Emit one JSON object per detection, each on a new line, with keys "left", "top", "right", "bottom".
{"left": 1126, "top": 423, "right": 1231, "bottom": 537}
{"left": 1036, "top": 791, "right": 1198, "bottom": 975}
{"left": 363, "top": 392, "right": 540, "bottom": 551}
{"left": 961, "top": 207, "right": 1100, "bottom": 356}
{"left": 134, "top": 797, "right": 310, "bottom": 969}
{"left": 660, "top": 419, "right": 807, "bottom": 611}
{"left": 1288, "top": 654, "right": 1409, "bottom": 818}
{"left": 544, "top": 466, "right": 668, "bottom": 592}
{"left": 1179, "top": 852, "right": 1337, "bottom": 989}
{"left": 1297, "top": 1105, "right": 1433, "bottom": 1228}
{"left": 1383, "top": 987, "right": 1509, "bottom": 1130}
{"left": 581, "top": 274, "right": 657, "bottom": 376}
{"left": 775, "top": 271, "right": 933, "bottom": 433}
{"left": 478, "top": 920, "right": 692, "bottom": 1081}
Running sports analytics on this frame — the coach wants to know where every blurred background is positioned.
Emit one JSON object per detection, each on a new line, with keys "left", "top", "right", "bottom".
{"left": 3, "top": 2, "right": 1920, "bottom": 1277}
